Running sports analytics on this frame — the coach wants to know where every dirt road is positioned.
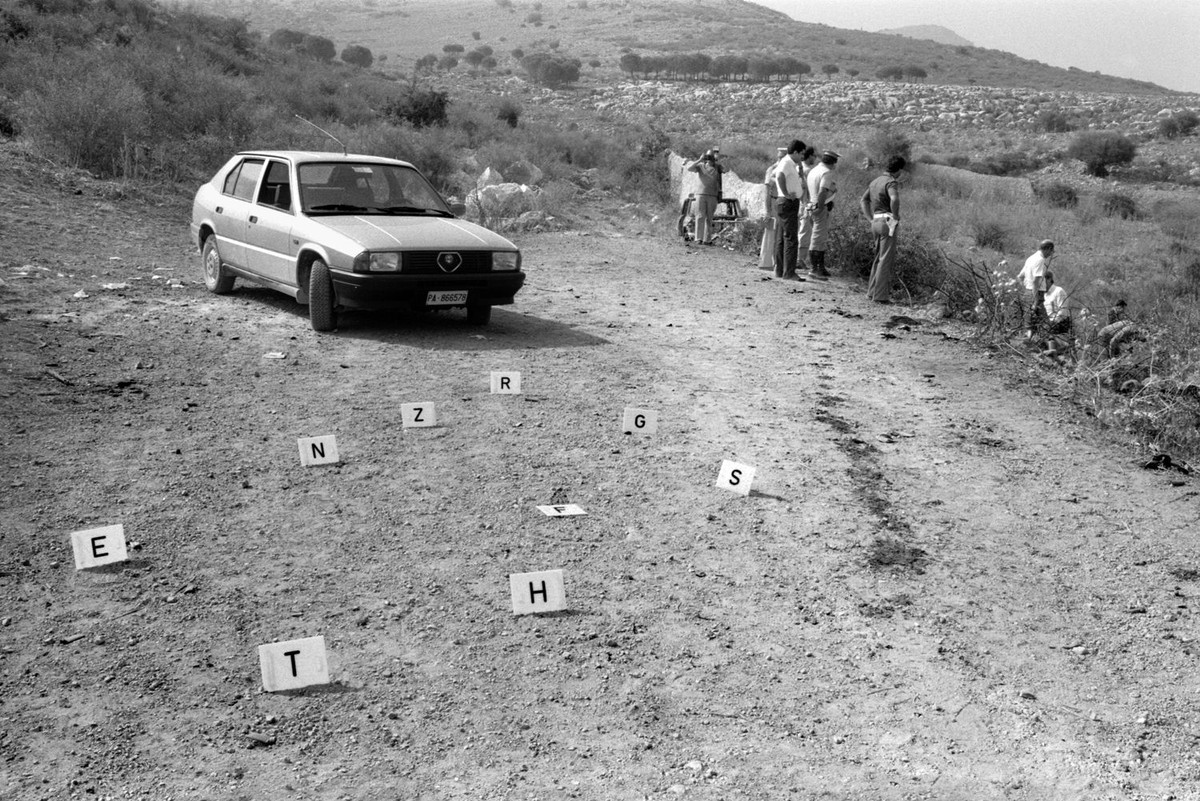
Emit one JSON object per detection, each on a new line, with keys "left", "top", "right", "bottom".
{"left": 2, "top": 152, "right": 1199, "bottom": 800}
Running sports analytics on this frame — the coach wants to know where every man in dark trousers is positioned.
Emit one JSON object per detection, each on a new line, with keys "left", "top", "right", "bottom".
{"left": 860, "top": 155, "right": 906, "bottom": 303}
{"left": 772, "top": 139, "right": 807, "bottom": 280}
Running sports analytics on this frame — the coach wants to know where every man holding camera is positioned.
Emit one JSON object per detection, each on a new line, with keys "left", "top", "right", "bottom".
{"left": 686, "top": 147, "right": 727, "bottom": 245}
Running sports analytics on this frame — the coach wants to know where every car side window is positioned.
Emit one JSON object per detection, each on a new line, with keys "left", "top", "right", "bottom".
{"left": 256, "top": 160, "right": 292, "bottom": 211}
{"left": 228, "top": 159, "right": 264, "bottom": 202}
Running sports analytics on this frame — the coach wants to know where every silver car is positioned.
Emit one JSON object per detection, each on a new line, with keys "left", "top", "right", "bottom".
{"left": 190, "top": 151, "right": 525, "bottom": 330}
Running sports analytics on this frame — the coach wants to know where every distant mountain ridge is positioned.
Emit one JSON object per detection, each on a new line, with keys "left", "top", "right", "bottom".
{"left": 878, "top": 25, "right": 973, "bottom": 48}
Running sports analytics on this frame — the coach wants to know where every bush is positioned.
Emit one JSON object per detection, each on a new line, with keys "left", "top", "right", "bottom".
{"left": 1036, "top": 109, "right": 1074, "bottom": 132}
{"left": 1158, "top": 110, "right": 1199, "bottom": 139}
{"left": 301, "top": 34, "right": 336, "bottom": 61}
{"left": 496, "top": 98, "right": 521, "bottom": 128}
{"left": 521, "top": 52, "right": 581, "bottom": 87}
{"left": 384, "top": 89, "right": 449, "bottom": 128}
{"left": 865, "top": 125, "right": 911, "bottom": 166}
{"left": 970, "top": 219, "right": 1010, "bottom": 251}
{"left": 1099, "top": 192, "right": 1139, "bottom": 220}
{"left": 1067, "top": 130, "right": 1136, "bottom": 177}
{"left": 1035, "top": 181, "right": 1078, "bottom": 209}
{"left": 340, "top": 44, "right": 373, "bottom": 69}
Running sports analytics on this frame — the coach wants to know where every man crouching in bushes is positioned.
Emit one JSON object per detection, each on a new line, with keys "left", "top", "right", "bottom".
{"left": 1017, "top": 239, "right": 1055, "bottom": 337}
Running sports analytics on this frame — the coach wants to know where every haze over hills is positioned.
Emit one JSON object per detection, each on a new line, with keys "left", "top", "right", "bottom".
{"left": 185, "top": 0, "right": 1181, "bottom": 95}
{"left": 877, "top": 25, "right": 973, "bottom": 48}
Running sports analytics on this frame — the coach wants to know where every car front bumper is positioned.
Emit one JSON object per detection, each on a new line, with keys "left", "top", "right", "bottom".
{"left": 330, "top": 270, "right": 526, "bottom": 310}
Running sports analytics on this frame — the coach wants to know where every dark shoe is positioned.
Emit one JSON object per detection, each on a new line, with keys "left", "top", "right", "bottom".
{"left": 782, "top": 273, "right": 806, "bottom": 281}
{"left": 872, "top": 298, "right": 892, "bottom": 305}
{"left": 807, "top": 271, "right": 829, "bottom": 282}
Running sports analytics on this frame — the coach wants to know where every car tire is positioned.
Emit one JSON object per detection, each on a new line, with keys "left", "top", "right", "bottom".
{"left": 202, "top": 237, "right": 235, "bottom": 294}
{"left": 309, "top": 259, "right": 337, "bottom": 332}
{"left": 466, "top": 304, "right": 492, "bottom": 325}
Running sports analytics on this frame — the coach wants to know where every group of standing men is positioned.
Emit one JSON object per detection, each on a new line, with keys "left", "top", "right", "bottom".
{"left": 761, "top": 140, "right": 907, "bottom": 303}
{"left": 765, "top": 140, "right": 837, "bottom": 282}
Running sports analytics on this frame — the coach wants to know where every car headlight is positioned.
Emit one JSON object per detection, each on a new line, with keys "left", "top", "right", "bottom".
{"left": 492, "top": 251, "right": 521, "bottom": 271}
{"left": 354, "top": 252, "right": 401, "bottom": 273}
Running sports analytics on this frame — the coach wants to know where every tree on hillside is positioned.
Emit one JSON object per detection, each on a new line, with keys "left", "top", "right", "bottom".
{"left": 301, "top": 34, "right": 336, "bottom": 62}
{"left": 415, "top": 54, "right": 438, "bottom": 73}
{"left": 619, "top": 52, "right": 643, "bottom": 78}
{"left": 875, "top": 65, "right": 904, "bottom": 81}
{"left": 904, "top": 65, "right": 927, "bottom": 81}
{"left": 1067, "top": 131, "right": 1136, "bottom": 177}
{"left": 779, "top": 57, "right": 811, "bottom": 82}
{"left": 442, "top": 43, "right": 465, "bottom": 54}
{"left": 268, "top": 28, "right": 306, "bottom": 49}
{"left": 437, "top": 54, "right": 459, "bottom": 71}
{"left": 521, "top": 52, "right": 581, "bottom": 87}
{"left": 821, "top": 63, "right": 839, "bottom": 78}
{"left": 341, "top": 44, "right": 373, "bottom": 69}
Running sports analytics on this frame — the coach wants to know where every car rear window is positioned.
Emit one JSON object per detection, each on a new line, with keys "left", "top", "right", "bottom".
{"left": 226, "top": 159, "right": 264, "bottom": 202}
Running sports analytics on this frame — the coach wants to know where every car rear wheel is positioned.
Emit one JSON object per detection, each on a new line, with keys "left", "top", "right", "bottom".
{"left": 202, "top": 237, "right": 235, "bottom": 294}
{"left": 309, "top": 259, "right": 337, "bottom": 332}
{"left": 466, "top": 304, "right": 492, "bottom": 325}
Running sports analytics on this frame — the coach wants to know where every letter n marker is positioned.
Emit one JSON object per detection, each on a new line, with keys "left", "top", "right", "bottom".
{"left": 491, "top": 371, "right": 521, "bottom": 394}
{"left": 401, "top": 403, "right": 437, "bottom": 428}
{"left": 258, "top": 635, "right": 329, "bottom": 692}
{"left": 298, "top": 435, "right": 339, "bottom": 466}
{"left": 716, "top": 459, "right": 756, "bottom": 496}
{"left": 70, "top": 524, "right": 128, "bottom": 570}
{"left": 509, "top": 569, "right": 566, "bottom": 615}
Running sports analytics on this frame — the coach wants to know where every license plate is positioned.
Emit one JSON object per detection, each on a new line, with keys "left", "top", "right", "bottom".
{"left": 426, "top": 290, "right": 467, "bottom": 305}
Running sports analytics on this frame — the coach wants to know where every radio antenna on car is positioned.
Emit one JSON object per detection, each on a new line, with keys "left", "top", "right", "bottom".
{"left": 294, "top": 114, "right": 347, "bottom": 156}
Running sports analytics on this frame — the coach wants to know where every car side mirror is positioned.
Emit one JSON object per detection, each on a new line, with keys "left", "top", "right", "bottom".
{"left": 449, "top": 201, "right": 466, "bottom": 216}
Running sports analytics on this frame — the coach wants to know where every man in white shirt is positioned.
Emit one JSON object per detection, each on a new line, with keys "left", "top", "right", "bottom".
{"left": 1017, "top": 239, "right": 1055, "bottom": 335}
{"left": 1043, "top": 270, "right": 1071, "bottom": 334}
{"left": 772, "top": 139, "right": 808, "bottom": 280}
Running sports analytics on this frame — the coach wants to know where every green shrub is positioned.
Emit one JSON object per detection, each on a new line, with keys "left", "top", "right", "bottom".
{"left": 496, "top": 99, "right": 521, "bottom": 128}
{"left": 970, "top": 219, "right": 1010, "bottom": 251}
{"left": 1036, "top": 110, "right": 1074, "bottom": 132}
{"left": 865, "top": 125, "right": 911, "bottom": 166}
{"left": 1098, "top": 192, "right": 1139, "bottom": 220}
{"left": 383, "top": 89, "right": 449, "bottom": 128}
{"left": 1158, "top": 110, "right": 1199, "bottom": 140}
{"left": 1067, "top": 130, "right": 1136, "bottom": 177}
{"left": 521, "top": 52, "right": 581, "bottom": 87}
{"left": 1035, "top": 181, "right": 1078, "bottom": 209}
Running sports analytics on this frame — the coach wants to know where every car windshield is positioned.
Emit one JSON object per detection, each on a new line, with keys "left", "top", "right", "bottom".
{"left": 298, "top": 162, "right": 453, "bottom": 216}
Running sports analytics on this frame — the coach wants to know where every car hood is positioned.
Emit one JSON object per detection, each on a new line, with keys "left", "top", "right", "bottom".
{"left": 315, "top": 215, "right": 518, "bottom": 252}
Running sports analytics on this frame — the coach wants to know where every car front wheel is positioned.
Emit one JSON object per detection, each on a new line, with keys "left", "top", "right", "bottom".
{"left": 202, "top": 237, "right": 235, "bottom": 294}
{"left": 309, "top": 259, "right": 337, "bottom": 332}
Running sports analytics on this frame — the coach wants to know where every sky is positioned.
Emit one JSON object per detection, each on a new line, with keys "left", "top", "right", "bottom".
{"left": 753, "top": 0, "right": 1200, "bottom": 94}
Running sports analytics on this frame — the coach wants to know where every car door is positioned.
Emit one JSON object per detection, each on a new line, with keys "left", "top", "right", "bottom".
{"left": 245, "top": 159, "right": 297, "bottom": 289}
{"left": 214, "top": 158, "right": 264, "bottom": 271}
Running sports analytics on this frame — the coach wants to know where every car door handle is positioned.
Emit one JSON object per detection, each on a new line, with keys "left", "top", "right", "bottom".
{"left": 249, "top": 215, "right": 258, "bottom": 224}
{"left": 215, "top": 206, "right": 223, "bottom": 214}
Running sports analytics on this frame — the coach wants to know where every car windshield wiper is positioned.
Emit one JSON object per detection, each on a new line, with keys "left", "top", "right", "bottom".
{"left": 375, "top": 205, "right": 454, "bottom": 216}
{"left": 308, "top": 203, "right": 370, "bottom": 212}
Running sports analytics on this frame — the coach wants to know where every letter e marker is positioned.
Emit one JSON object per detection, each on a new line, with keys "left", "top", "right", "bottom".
{"left": 70, "top": 524, "right": 128, "bottom": 570}
{"left": 509, "top": 569, "right": 566, "bottom": 615}
{"left": 491, "top": 371, "right": 521, "bottom": 394}
{"left": 401, "top": 403, "right": 437, "bottom": 428}
{"left": 622, "top": 407, "right": 658, "bottom": 434}
{"left": 258, "top": 636, "right": 330, "bottom": 692}
{"left": 716, "top": 459, "right": 756, "bottom": 496}
{"left": 298, "top": 435, "right": 340, "bottom": 467}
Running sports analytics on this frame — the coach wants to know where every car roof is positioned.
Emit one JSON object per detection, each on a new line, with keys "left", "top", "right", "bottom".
{"left": 237, "top": 151, "right": 416, "bottom": 168}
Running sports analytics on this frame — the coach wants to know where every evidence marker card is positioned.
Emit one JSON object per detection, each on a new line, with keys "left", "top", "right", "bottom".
{"left": 716, "top": 459, "right": 756, "bottom": 496}
{"left": 401, "top": 403, "right": 437, "bottom": 428}
{"left": 298, "top": 435, "right": 339, "bottom": 467}
{"left": 510, "top": 569, "right": 566, "bottom": 615}
{"left": 258, "top": 635, "right": 330, "bottom": 692}
{"left": 536, "top": 504, "right": 587, "bottom": 517}
{"left": 491, "top": 371, "right": 521, "bottom": 394}
{"left": 70, "top": 524, "right": 128, "bottom": 570}
{"left": 622, "top": 407, "right": 658, "bottom": 434}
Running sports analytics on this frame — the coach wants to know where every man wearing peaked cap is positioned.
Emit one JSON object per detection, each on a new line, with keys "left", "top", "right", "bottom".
{"left": 805, "top": 150, "right": 840, "bottom": 280}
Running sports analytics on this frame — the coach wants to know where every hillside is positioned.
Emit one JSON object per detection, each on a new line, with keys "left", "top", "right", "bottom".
{"left": 185, "top": 0, "right": 1176, "bottom": 95}
{"left": 878, "top": 24, "right": 973, "bottom": 48}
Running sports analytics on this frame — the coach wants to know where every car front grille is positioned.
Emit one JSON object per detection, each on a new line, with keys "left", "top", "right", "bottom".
{"left": 405, "top": 251, "right": 492, "bottom": 274}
